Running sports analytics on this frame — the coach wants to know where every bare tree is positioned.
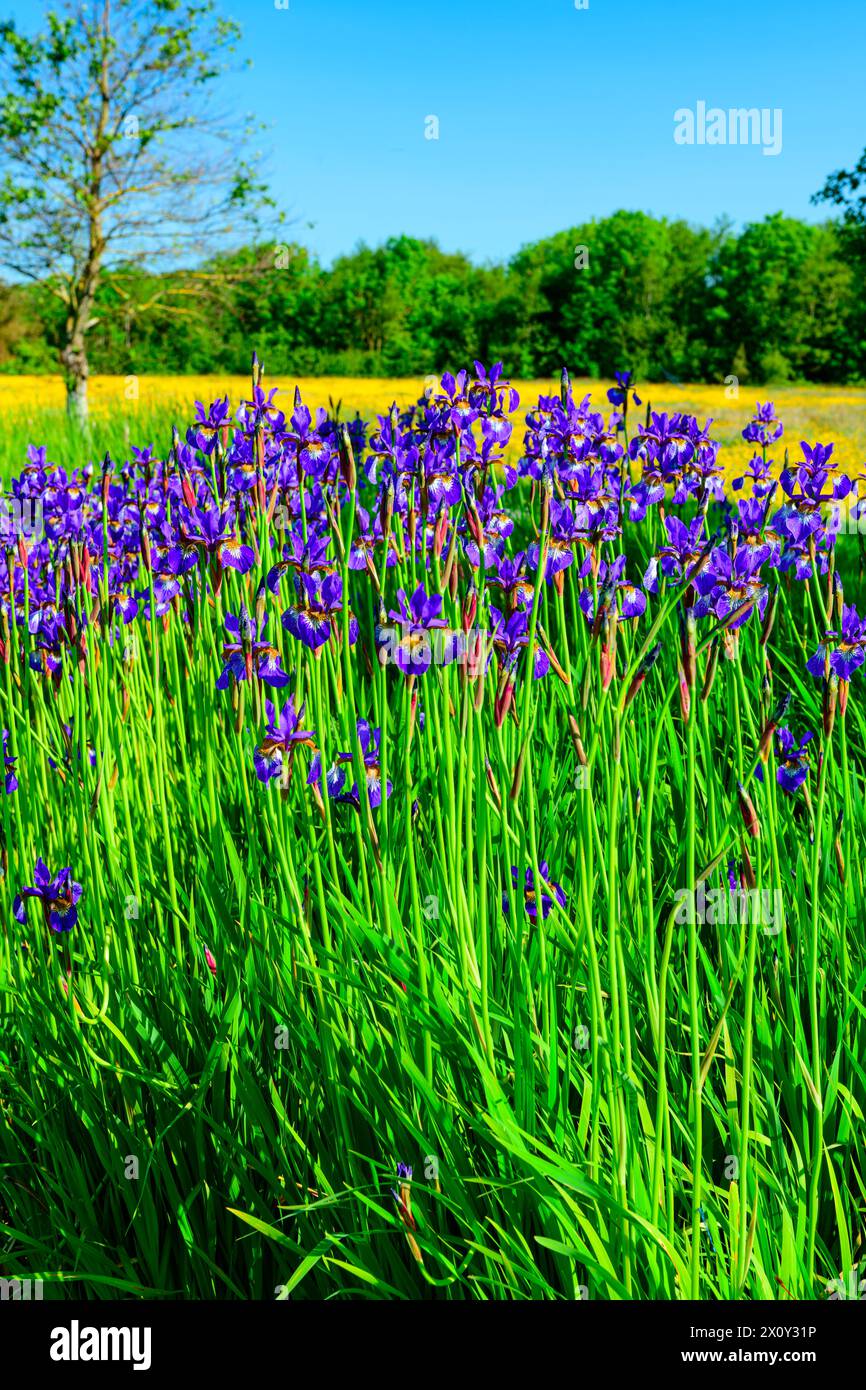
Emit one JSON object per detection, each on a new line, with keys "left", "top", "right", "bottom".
{"left": 0, "top": 0, "right": 274, "bottom": 425}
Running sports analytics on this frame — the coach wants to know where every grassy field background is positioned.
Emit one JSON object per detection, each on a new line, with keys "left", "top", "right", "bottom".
{"left": 1, "top": 375, "right": 865, "bottom": 482}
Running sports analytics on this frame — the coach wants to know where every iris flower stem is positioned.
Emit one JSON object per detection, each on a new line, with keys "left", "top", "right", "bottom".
{"left": 736, "top": 834, "right": 762, "bottom": 1293}
{"left": 146, "top": 574, "right": 181, "bottom": 965}
{"left": 686, "top": 663, "right": 702, "bottom": 1299}
{"left": 402, "top": 674, "right": 433, "bottom": 1088}
{"left": 605, "top": 712, "right": 632, "bottom": 1290}
{"left": 309, "top": 655, "right": 339, "bottom": 887}
{"left": 806, "top": 733, "right": 830, "bottom": 1284}
{"left": 839, "top": 710, "right": 853, "bottom": 1009}
{"left": 647, "top": 687, "right": 673, "bottom": 1219}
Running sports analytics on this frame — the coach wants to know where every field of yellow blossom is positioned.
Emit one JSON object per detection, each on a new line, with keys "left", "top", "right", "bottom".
{"left": 1, "top": 374, "right": 865, "bottom": 482}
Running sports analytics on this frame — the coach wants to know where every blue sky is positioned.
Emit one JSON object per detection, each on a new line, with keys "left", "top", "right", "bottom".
{"left": 8, "top": 0, "right": 866, "bottom": 264}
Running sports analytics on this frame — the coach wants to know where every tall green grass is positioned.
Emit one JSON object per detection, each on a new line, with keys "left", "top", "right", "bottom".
{"left": 0, "top": 401, "right": 184, "bottom": 485}
{"left": 0, "top": 395, "right": 864, "bottom": 1302}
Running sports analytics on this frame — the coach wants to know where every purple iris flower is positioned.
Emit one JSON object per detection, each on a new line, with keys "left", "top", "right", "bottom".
{"left": 798, "top": 440, "right": 835, "bottom": 477}
{"left": 423, "top": 446, "right": 462, "bottom": 514}
{"left": 366, "top": 416, "right": 419, "bottom": 498}
{"left": 387, "top": 584, "right": 453, "bottom": 675}
{"left": 628, "top": 479, "right": 665, "bottom": 522}
{"left": 266, "top": 529, "right": 333, "bottom": 593}
{"left": 181, "top": 504, "right": 255, "bottom": 574}
{"left": 134, "top": 575, "right": 183, "bottom": 620}
{"left": 732, "top": 454, "right": 775, "bottom": 496}
{"left": 216, "top": 607, "right": 288, "bottom": 689}
{"left": 460, "top": 484, "right": 512, "bottom": 569}
{"left": 237, "top": 383, "right": 286, "bottom": 439}
{"left": 692, "top": 546, "right": 768, "bottom": 628}
{"left": 806, "top": 605, "right": 866, "bottom": 682}
{"left": 287, "top": 404, "right": 336, "bottom": 481}
{"left": 2, "top": 729, "right": 18, "bottom": 793}
{"left": 13, "top": 858, "right": 82, "bottom": 933}
{"left": 644, "top": 515, "right": 707, "bottom": 593}
{"left": 579, "top": 556, "right": 646, "bottom": 622}
{"left": 307, "top": 719, "right": 393, "bottom": 808}
{"left": 742, "top": 402, "right": 783, "bottom": 448}
{"left": 154, "top": 528, "right": 200, "bottom": 578}
{"left": 188, "top": 396, "right": 233, "bottom": 452}
{"left": 503, "top": 862, "right": 567, "bottom": 921}
{"left": 469, "top": 361, "right": 520, "bottom": 417}
{"left": 629, "top": 411, "right": 697, "bottom": 474}
{"left": 488, "top": 605, "right": 550, "bottom": 678}
{"left": 348, "top": 508, "right": 396, "bottom": 572}
{"left": 27, "top": 608, "right": 65, "bottom": 676}
{"left": 773, "top": 509, "right": 825, "bottom": 580}
{"left": 253, "top": 696, "right": 317, "bottom": 784}
{"left": 528, "top": 499, "right": 577, "bottom": 580}
{"left": 775, "top": 728, "right": 813, "bottom": 793}
{"left": 479, "top": 411, "right": 513, "bottom": 450}
{"left": 607, "top": 370, "right": 642, "bottom": 410}
{"left": 487, "top": 551, "right": 535, "bottom": 611}
{"left": 436, "top": 370, "right": 480, "bottom": 432}
{"left": 779, "top": 464, "right": 852, "bottom": 512}
{"left": 282, "top": 572, "right": 357, "bottom": 652}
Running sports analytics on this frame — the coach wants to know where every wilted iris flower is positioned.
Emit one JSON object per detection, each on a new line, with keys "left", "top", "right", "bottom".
{"left": 13, "top": 859, "right": 82, "bottom": 933}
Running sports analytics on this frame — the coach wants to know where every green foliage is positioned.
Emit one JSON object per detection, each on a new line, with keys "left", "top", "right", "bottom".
{"left": 4, "top": 210, "right": 863, "bottom": 384}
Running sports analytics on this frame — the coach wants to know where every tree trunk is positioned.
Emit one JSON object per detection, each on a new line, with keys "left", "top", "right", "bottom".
{"left": 61, "top": 335, "right": 89, "bottom": 428}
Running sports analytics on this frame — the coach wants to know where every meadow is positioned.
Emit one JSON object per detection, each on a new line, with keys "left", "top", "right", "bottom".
{"left": 2, "top": 374, "right": 866, "bottom": 483}
{"left": 0, "top": 364, "right": 864, "bottom": 1302}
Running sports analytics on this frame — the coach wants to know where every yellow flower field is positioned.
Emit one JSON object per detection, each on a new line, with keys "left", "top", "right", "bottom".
{"left": 1, "top": 374, "right": 865, "bottom": 481}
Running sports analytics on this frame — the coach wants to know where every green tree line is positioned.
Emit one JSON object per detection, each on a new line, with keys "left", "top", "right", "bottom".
{"left": 1, "top": 209, "right": 864, "bottom": 384}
